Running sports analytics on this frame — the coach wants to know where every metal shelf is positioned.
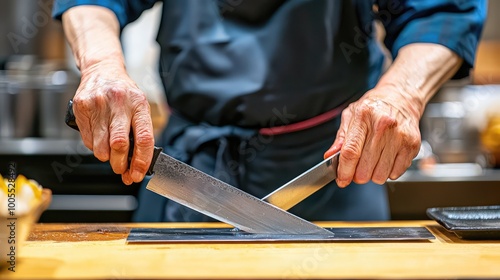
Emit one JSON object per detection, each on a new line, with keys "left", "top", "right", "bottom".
{"left": 389, "top": 166, "right": 500, "bottom": 183}
{"left": 0, "top": 138, "right": 92, "bottom": 155}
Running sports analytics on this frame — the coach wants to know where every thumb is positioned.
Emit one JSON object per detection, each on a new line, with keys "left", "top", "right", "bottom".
{"left": 324, "top": 130, "right": 345, "bottom": 158}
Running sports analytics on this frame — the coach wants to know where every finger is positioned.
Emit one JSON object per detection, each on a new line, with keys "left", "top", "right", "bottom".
{"left": 129, "top": 101, "right": 155, "bottom": 183}
{"left": 75, "top": 117, "right": 94, "bottom": 151}
{"left": 325, "top": 109, "right": 352, "bottom": 158}
{"left": 122, "top": 172, "right": 134, "bottom": 186}
{"left": 389, "top": 152, "right": 413, "bottom": 180}
{"left": 353, "top": 111, "right": 397, "bottom": 184}
{"left": 371, "top": 145, "right": 398, "bottom": 185}
{"left": 336, "top": 110, "right": 368, "bottom": 188}
{"left": 352, "top": 131, "right": 379, "bottom": 185}
{"left": 73, "top": 96, "right": 94, "bottom": 151}
{"left": 108, "top": 110, "right": 131, "bottom": 175}
{"left": 324, "top": 118, "right": 347, "bottom": 158}
{"left": 324, "top": 138, "right": 344, "bottom": 159}
{"left": 90, "top": 101, "right": 111, "bottom": 162}
{"left": 92, "top": 126, "right": 110, "bottom": 162}
{"left": 390, "top": 131, "right": 420, "bottom": 180}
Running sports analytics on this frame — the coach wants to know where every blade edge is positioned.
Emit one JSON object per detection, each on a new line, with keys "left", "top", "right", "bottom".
{"left": 262, "top": 152, "right": 340, "bottom": 210}
{"left": 147, "top": 153, "right": 332, "bottom": 235}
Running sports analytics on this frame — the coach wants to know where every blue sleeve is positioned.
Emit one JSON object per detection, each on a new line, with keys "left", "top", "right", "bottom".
{"left": 377, "top": 0, "right": 487, "bottom": 78}
{"left": 52, "top": 0, "right": 158, "bottom": 29}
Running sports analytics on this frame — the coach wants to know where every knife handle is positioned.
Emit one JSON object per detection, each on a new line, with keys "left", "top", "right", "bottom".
{"left": 65, "top": 99, "right": 162, "bottom": 176}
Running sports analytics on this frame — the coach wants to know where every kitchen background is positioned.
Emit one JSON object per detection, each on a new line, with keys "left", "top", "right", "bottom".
{"left": 1, "top": 1, "right": 499, "bottom": 222}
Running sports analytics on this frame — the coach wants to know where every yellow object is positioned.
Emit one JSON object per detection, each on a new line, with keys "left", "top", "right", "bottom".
{"left": 0, "top": 174, "right": 43, "bottom": 216}
{"left": 14, "top": 174, "right": 42, "bottom": 200}
{"left": 0, "top": 174, "right": 42, "bottom": 199}
{"left": 481, "top": 116, "right": 500, "bottom": 150}
{"left": 0, "top": 174, "right": 6, "bottom": 194}
{"left": 481, "top": 115, "right": 500, "bottom": 166}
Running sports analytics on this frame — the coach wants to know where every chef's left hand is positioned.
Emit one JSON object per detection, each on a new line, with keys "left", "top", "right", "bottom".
{"left": 324, "top": 85, "right": 421, "bottom": 187}
{"left": 324, "top": 43, "right": 463, "bottom": 188}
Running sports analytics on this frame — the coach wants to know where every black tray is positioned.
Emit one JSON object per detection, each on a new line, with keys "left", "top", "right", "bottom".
{"left": 427, "top": 205, "right": 500, "bottom": 240}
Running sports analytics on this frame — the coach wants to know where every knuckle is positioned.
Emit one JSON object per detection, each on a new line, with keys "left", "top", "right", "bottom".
{"left": 408, "top": 137, "right": 421, "bottom": 152}
{"left": 131, "top": 90, "right": 149, "bottom": 103}
{"left": 106, "top": 85, "right": 127, "bottom": 100}
{"left": 376, "top": 114, "right": 397, "bottom": 131}
{"left": 73, "top": 95, "right": 93, "bottom": 113}
{"left": 341, "top": 141, "right": 362, "bottom": 161}
{"left": 134, "top": 132, "right": 154, "bottom": 148}
{"left": 74, "top": 93, "right": 107, "bottom": 114}
{"left": 401, "top": 136, "right": 421, "bottom": 156}
{"left": 132, "top": 158, "right": 149, "bottom": 173}
{"left": 355, "top": 102, "right": 371, "bottom": 118}
{"left": 341, "top": 108, "right": 352, "bottom": 120}
{"left": 110, "top": 135, "right": 129, "bottom": 153}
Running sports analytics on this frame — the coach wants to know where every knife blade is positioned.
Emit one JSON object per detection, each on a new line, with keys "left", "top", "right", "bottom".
{"left": 64, "top": 100, "right": 332, "bottom": 235}
{"left": 261, "top": 152, "right": 340, "bottom": 211}
{"left": 147, "top": 152, "right": 332, "bottom": 235}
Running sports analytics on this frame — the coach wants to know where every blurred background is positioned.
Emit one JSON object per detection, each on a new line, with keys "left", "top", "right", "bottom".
{"left": 0, "top": 0, "right": 499, "bottom": 222}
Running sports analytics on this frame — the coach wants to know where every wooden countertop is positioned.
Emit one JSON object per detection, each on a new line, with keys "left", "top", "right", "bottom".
{"left": 1, "top": 221, "right": 500, "bottom": 279}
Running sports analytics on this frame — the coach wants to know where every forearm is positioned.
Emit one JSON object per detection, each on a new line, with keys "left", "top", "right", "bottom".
{"left": 374, "top": 43, "right": 463, "bottom": 118}
{"left": 327, "top": 43, "right": 464, "bottom": 186}
{"left": 62, "top": 6, "right": 125, "bottom": 73}
{"left": 60, "top": 6, "right": 153, "bottom": 185}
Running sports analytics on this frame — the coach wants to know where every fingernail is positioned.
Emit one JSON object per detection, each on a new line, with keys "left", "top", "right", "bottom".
{"left": 336, "top": 179, "right": 348, "bottom": 188}
{"left": 123, "top": 176, "right": 132, "bottom": 186}
{"left": 132, "top": 170, "right": 143, "bottom": 181}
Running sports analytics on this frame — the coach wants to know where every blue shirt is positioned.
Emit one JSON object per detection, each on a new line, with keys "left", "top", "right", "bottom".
{"left": 53, "top": 0, "right": 486, "bottom": 127}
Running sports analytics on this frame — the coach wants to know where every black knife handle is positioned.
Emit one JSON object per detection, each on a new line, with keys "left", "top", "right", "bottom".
{"left": 65, "top": 99, "right": 162, "bottom": 176}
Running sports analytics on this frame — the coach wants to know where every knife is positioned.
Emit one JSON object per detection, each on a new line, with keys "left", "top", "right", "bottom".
{"left": 261, "top": 152, "right": 340, "bottom": 211}
{"left": 65, "top": 100, "right": 332, "bottom": 235}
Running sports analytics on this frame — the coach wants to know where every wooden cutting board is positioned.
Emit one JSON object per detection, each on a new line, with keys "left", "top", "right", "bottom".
{"left": 1, "top": 221, "right": 500, "bottom": 279}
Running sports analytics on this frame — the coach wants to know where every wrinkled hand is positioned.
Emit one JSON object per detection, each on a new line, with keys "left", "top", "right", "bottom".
{"left": 73, "top": 63, "right": 154, "bottom": 185}
{"left": 324, "top": 85, "right": 422, "bottom": 187}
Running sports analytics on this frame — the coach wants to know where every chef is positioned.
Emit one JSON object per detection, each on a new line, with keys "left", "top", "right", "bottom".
{"left": 53, "top": 0, "right": 486, "bottom": 221}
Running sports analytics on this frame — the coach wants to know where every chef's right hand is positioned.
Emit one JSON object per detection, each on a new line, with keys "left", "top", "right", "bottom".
{"left": 72, "top": 62, "right": 154, "bottom": 185}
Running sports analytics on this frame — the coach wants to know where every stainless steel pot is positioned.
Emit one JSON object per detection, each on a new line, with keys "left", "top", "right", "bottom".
{"left": 422, "top": 100, "right": 486, "bottom": 164}
{"left": 38, "top": 70, "right": 80, "bottom": 139}
{"left": 0, "top": 71, "right": 37, "bottom": 138}
{"left": 0, "top": 0, "right": 54, "bottom": 58}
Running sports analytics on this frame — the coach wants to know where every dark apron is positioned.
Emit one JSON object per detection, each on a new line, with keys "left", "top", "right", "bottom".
{"left": 133, "top": 0, "right": 389, "bottom": 222}
{"left": 133, "top": 112, "right": 390, "bottom": 222}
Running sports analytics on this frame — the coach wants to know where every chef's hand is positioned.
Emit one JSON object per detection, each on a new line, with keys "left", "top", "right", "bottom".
{"left": 61, "top": 6, "right": 154, "bottom": 185}
{"left": 324, "top": 86, "right": 421, "bottom": 187}
{"left": 324, "top": 43, "right": 463, "bottom": 187}
{"left": 73, "top": 64, "right": 154, "bottom": 185}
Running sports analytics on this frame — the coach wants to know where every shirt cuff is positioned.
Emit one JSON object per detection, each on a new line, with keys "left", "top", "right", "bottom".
{"left": 390, "top": 16, "right": 484, "bottom": 79}
{"left": 52, "top": 0, "right": 128, "bottom": 28}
